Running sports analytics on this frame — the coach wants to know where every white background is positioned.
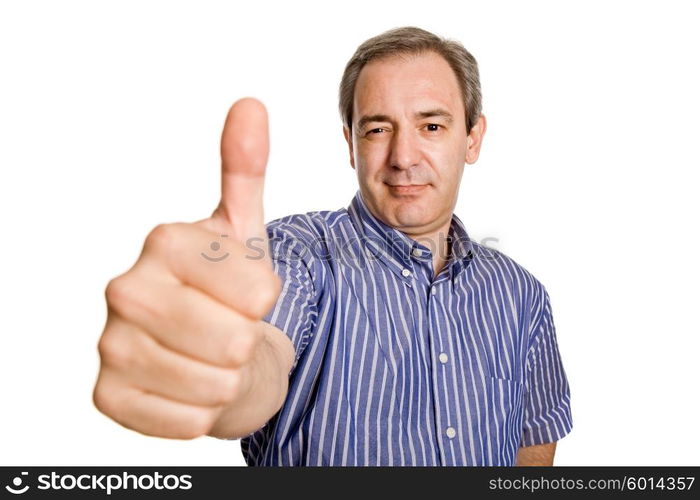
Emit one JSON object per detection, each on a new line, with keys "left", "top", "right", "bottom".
{"left": 1, "top": 0, "right": 698, "bottom": 466}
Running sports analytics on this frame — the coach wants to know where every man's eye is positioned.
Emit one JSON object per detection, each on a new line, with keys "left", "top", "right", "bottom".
{"left": 368, "top": 128, "right": 386, "bottom": 135}
{"left": 425, "top": 124, "right": 442, "bottom": 132}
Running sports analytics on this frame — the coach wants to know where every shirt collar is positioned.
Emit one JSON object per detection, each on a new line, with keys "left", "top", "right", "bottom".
{"left": 348, "top": 190, "right": 474, "bottom": 282}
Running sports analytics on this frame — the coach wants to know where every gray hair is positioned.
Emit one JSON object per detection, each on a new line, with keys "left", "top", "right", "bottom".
{"left": 339, "top": 26, "right": 482, "bottom": 135}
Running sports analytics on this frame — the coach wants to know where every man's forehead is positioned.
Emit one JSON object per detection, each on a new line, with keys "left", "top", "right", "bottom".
{"left": 357, "top": 53, "right": 456, "bottom": 88}
{"left": 352, "top": 52, "right": 461, "bottom": 118}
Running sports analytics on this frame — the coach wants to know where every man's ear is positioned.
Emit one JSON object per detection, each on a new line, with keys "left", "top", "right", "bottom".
{"left": 343, "top": 126, "right": 356, "bottom": 170}
{"left": 465, "top": 113, "right": 487, "bottom": 165}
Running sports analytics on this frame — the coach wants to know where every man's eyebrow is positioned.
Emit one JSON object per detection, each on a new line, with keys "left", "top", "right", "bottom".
{"left": 415, "top": 108, "right": 454, "bottom": 123}
{"left": 356, "top": 109, "right": 454, "bottom": 130}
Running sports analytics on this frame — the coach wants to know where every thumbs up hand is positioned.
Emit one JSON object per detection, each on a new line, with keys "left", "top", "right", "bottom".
{"left": 93, "top": 99, "right": 292, "bottom": 439}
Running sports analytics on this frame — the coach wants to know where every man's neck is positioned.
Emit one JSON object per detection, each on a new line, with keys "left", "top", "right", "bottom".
{"left": 404, "top": 218, "right": 453, "bottom": 278}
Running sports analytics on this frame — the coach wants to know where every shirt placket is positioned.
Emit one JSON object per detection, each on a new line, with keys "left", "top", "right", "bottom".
{"left": 421, "top": 262, "right": 462, "bottom": 465}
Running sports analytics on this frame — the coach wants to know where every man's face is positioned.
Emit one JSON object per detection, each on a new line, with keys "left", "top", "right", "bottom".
{"left": 344, "top": 50, "right": 484, "bottom": 238}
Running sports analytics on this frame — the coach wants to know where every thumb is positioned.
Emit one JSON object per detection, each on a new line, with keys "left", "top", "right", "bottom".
{"left": 210, "top": 97, "right": 270, "bottom": 252}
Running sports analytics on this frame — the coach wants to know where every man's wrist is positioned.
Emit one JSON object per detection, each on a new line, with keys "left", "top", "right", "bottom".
{"left": 207, "top": 322, "right": 292, "bottom": 440}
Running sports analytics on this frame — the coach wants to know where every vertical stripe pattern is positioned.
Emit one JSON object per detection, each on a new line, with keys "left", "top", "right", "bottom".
{"left": 238, "top": 190, "right": 572, "bottom": 465}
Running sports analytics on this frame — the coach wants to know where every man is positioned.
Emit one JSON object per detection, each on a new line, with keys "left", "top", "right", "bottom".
{"left": 93, "top": 26, "right": 572, "bottom": 466}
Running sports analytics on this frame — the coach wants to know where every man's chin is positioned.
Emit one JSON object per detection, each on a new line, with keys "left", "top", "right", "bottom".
{"left": 384, "top": 200, "right": 436, "bottom": 227}
{"left": 365, "top": 187, "right": 436, "bottom": 225}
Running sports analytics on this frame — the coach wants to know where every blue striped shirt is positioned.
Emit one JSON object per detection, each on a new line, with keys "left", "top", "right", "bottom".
{"left": 239, "top": 190, "right": 572, "bottom": 466}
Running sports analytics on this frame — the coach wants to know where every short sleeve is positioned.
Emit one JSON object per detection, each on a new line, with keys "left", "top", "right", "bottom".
{"left": 262, "top": 223, "right": 322, "bottom": 375}
{"left": 520, "top": 287, "right": 573, "bottom": 446}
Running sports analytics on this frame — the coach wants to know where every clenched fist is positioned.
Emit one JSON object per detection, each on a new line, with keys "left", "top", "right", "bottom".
{"left": 93, "top": 98, "right": 294, "bottom": 439}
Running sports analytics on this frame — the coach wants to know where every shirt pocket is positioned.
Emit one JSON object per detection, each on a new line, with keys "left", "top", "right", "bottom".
{"left": 484, "top": 376, "right": 524, "bottom": 465}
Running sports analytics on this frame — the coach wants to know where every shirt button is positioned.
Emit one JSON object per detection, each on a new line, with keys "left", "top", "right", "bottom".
{"left": 412, "top": 248, "right": 423, "bottom": 258}
{"left": 446, "top": 427, "right": 457, "bottom": 439}
{"left": 439, "top": 352, "right": 448, "bottom": 364}
{"left": 431, "top": 287, "right": 437, "bottom": 295}
{"left": 401, "top": 268, "right": 411, "bottom": 278}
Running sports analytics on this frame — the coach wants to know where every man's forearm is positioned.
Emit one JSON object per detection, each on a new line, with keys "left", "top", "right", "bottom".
{"left": 207, "top": 321, "right": 294, "bottom": 440}
{"left": 516, "top": 442, "right": 557, "bottom": 466}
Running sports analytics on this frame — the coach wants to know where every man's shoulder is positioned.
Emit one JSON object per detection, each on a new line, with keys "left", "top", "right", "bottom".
{"left": 469, "top": 241, "right": 548, "bottom": 298}
{"left": 468, "top": 242, "right": 553, "bottom": 337}
{"left": 264, "top": 206, "right": 353, "bottom": 256}
{"left": 266, "top": 206, "right": 348, "bottom": 235}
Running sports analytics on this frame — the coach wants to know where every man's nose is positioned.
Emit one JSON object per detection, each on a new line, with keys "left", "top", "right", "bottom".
{"left": 389, "top": 127, "right": 420, "bottom": 170}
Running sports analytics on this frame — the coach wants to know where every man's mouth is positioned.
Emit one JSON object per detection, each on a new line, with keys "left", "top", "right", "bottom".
{"left": 386, "top": 183, "right": 429, "bottom": 195}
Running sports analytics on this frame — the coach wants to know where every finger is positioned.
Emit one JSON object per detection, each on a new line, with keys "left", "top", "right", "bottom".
{"left": 106, "top": 270, "right": 266, "bottom": 367}
{"left": 100, "top": 316, "right": 248, "bottom": 407}
{"left": 93, "top": 369, "right": 223, "bottom": 439}
{"left": 211, "top": 97, "right": 270, "bottom": 248}
{"left": 133, "top": 222, "right": 280, "bottom": 320}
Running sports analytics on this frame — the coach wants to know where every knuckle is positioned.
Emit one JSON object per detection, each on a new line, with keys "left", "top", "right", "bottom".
{"left": 97, "top": 331, "right": 119, "bottom": 366}
{"left": 104, "top": 275, "right": 131, "bottom": 310}
{"left": 226, "top": 319, "right": 264, "bottom": 366}
{"left": 105, "top": 273, "right": 160, "bottom": 324}
{"left": 92, "top": 378, "right": 114, "bottom": 417}
{"left": 144, "top": 223, "right": 176, "bottom": 255}
{"left": 186, "top": 409, "right": 218, "bottom": 438}
{"left": 209, "top": 371, "right": 240, "bottom": 405}
{"left": 235, "top": 331, "right": 259, "bottom": 364}
{"left": 92, "top": 376, "right": 130, "bottom": 428}
{"left": 222, "top": 335, "right": 243, "bottom": 366}
{"left": 98, "top": 330, "right": 134, "bottom": 370}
